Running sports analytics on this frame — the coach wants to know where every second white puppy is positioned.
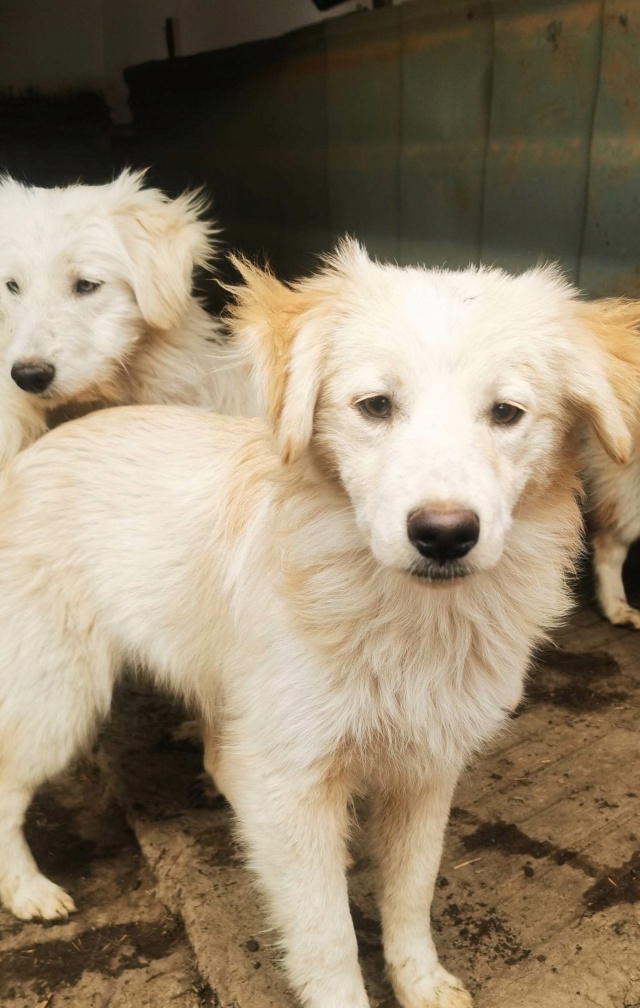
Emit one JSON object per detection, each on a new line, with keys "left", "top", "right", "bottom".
{"left": 0, "top": 170, "right": 253, "bottom": 464}
{"left": 0, "top": 243, "right": 637, "bottom": 1008}
{"left": 577, "top": 299, "right": 640, "bottom": 627}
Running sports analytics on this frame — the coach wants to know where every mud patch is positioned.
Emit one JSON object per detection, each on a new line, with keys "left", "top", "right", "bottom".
{"left": 463, "top": 819, "right": 554, "bottom": 859}
{"left": 25, "top": 797, "right": 110, "bottom": 881}
{"left": 194, "top": 819, "right": 241, "bottom": 868}
{"left": 526, "top": 648, "right": 627, "bottom": 712}
{"left": 105, "top": 683, "right": 203, "bottom": 821}
{"left": 441, "top": 900, "right": 530, "bottom": 966}
{"left": 24, "top": 791, "right": 138, "bottom": 888}
{"left": 461, "top": 818, "right": 599, "bottom": 877}
{"left": 350, "top": 901, "right": 382, "bottom": 954}
{"left": 583, "top": 851, "right": 640, "bottom": 913}
{"left": 0, "top": 916, "right": 183, "bottom": 998}
{"left": 191, "top": 970, "right": 217, "bottom": 1007}
{"left": 189, "top": 774, "right": 230, "bottom": 811}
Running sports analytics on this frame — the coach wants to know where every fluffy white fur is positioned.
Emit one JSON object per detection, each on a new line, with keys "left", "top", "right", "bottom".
{"left": 0, "top": 170, "right": 254, "bottom": 464}
{"left": 0, "top": 242, "right": 637, "bottom": 1008}
{"left": 576, "top": 299, "right": 640, "bottom": 628}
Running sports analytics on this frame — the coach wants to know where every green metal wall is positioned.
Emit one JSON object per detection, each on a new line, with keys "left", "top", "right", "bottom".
{"left": 127, "top": 0, "right": 640, "bottom": 294}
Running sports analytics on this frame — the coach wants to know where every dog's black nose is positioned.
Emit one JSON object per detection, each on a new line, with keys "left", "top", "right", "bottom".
{"left": 11, "top": 361, "right": 55, "bottom": 393}
{"left": 407, "top": 507, "right": 480, "bottom": 561}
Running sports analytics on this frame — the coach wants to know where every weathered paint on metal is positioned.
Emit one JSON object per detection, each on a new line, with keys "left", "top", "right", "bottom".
{"left": 125, "top": 0, "right": 640, "bottom": 295}
{"left": 399, "top": 0, "right": 493, "bottom": 270}
{"left": 481, "top": 0, "right": 602, "bottom": 278}
{"left": 580, "top": 3, "right": 640, "bottom": 295}
{"left": 271, "top": 26, "right": 332, "bottom": 271}
{"left": 326, "top": 7, "right": 402, "bottom": 262}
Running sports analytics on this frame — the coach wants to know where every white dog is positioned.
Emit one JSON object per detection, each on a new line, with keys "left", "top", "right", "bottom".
{"left": 0, "top": 243, "right": 637, "bottom": 1008}
{"left": 0, "top": 170, "right": 253, "bottom": 464}
{"left": 577, "top": 299, "right": 640, "bottom": 628}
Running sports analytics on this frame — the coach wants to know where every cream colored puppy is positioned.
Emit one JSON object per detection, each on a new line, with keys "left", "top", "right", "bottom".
{"left": 0, "top": 170, "right": 253, "bottom": 464}
{"left": 577, "top": 299, "right": 640, "bottom": 627}
{"left": 0, "top": 242, "right": 637, "bottom": 1008}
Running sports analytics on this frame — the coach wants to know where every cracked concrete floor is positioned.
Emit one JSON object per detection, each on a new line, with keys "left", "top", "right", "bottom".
{"left": 1, "top": 571, "right": 638, "bottom": 1008}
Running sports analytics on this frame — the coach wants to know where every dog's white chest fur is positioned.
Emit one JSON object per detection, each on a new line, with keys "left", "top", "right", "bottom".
{"left": 222, "top": 491, "right": 557, "bottom": 782}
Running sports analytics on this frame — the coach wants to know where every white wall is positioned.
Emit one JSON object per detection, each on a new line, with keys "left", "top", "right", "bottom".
{"left": 0, "top": 0, "right": 375, "bottom": 124}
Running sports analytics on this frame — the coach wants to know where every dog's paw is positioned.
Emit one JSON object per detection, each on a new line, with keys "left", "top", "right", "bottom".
{"left": 604, "top": 604, "right": 640, "bottom": 630}
{"left": 7, "top": 875, "right": 76, "bottom": 921}
{"left": 392, "top": 964, "right": 473, "bottom": 1008}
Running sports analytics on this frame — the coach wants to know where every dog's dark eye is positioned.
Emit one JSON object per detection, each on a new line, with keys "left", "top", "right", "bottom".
{"left": 6, "top": 280, "right": 19, "bottom": 294}
{"left": 491, "top": 402, "right": 524, "bottom": 426}
{"left": 75, "top": 279, "right": 102, "bottom": 295}
{"left": 357, "top": 395, "right": 393, "bottom": 420}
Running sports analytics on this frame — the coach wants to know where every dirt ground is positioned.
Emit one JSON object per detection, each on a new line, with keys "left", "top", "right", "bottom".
{"left": 1, "top": 569, "right": 638, "bottom": 1008}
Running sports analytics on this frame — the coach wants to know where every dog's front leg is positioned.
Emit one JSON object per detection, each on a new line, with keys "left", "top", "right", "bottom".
{"left": 372, "top": 772, "right": 472, "bottom": 1008}
{"left": 592, "top": 530, "right": 640, "bottom": 629}
{"left": 224, "top": 763, "right": 369, "bottom": 1008}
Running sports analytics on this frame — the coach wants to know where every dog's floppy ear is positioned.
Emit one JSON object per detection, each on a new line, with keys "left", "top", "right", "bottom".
{"left": 109, "top": 170, "right": 215, "bottom": 330}
{"left": 227, "top": 243, "right": 365, "bottom": 463}
{"left": 570, "top": 298, "right": 640, "bottom": 464}
{"left": 225, "top": 255, "right": 325, "bottom": 462}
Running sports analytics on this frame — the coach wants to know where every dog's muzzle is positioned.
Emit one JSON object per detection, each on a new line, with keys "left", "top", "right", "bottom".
{"left": 406, "top": 505, "right": 479, "bottom": 581}
{"left": 409, "top": 558, "right": 473, "bottom": 581}
{"left": 11, "top": 360, "right": 56, "bottom": 394}
{"left": 407, "top": 506, "right": 479, "bottom": 561}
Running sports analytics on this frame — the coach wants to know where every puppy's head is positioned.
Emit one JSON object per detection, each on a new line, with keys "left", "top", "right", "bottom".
{"left": 0, "top": 170, "right": 214, "bottom": 404}
{"left": 228, "top": 242, "right": 640, "bottom": 582}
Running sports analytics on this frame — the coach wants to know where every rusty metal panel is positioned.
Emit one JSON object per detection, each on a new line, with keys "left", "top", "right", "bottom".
{"left": 270, "top": 25, "right": 331, "bottom": 275}
{"left": 481, "top": 0, "right": 602, "bottom": 278}
{"left": 580, "top": 3, "right": 640, "bottom": 295}
{"left": 326, "top": 8, "right": 402, "bottom": 262}
{"left": 125, "top": 0, "right": 640, "bottom": 298}
{"left": 398, "top": 0, "right": 493, "bottom": 269}
{"left": 202, "top": 58, "right": 291, "bottom": 270}
{"left": 126, "top": 29, "right": 331, "bottom": 279}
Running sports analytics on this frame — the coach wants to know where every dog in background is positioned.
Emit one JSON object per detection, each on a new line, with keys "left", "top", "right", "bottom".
{"left": 578, "top": 298, "right": 640, "bottom": 628}
{"left": 0, "top": 169, "right": 254, "bottom": 464}
{"left": 0, "top": 243, "right": 638, "bottom": 1008}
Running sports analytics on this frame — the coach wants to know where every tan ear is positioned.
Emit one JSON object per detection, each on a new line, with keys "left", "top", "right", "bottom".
{"left": 226, "top": 254, "right": 340, "bottom": 463}
{"left": 277, "top": 315, "right": 326, "bottom": 464}
{"left": 110, "top": 170, "right": 215, "bottom": 330}
{"left": 572, "top": 298, "right": 640, "bottom": 464}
